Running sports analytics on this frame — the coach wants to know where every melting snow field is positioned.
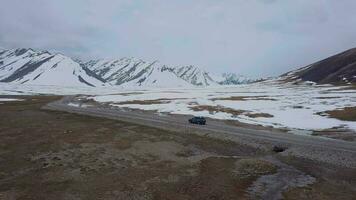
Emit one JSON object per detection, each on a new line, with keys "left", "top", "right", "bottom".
{"left": 1, "top": 81, "right": 355, "bottom": 132}
{"left": 89, "top": 81, "right": 356, "bottom": 132}
{"left": 0, "top": 82, "right": 124, "bottom": 95}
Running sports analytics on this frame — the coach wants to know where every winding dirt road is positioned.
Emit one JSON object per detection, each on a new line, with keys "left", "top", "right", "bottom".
{"left": 44, "top": 96, "right": 356, "bottom": 168}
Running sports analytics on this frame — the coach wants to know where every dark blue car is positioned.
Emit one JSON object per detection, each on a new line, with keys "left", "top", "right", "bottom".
{"left": 189, "top": 116, "right": 206, "bottom": 125}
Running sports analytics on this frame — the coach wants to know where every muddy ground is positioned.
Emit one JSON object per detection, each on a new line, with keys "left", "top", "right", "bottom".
{"left": 0, "top": 96, "right": 356, "bottom": 200}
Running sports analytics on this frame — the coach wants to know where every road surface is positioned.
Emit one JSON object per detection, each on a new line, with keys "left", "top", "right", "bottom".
{"left": 44, "top": 96, "right": 356, "bottom": 168}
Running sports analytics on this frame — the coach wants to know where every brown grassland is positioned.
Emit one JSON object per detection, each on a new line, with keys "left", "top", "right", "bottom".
{"left": 0, "top": 96, "right": 355, "bottom": 199}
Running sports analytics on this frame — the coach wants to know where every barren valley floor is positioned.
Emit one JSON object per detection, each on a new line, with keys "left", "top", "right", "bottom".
{"left": 1, "top": 96, "right": 356, "bottom": 200}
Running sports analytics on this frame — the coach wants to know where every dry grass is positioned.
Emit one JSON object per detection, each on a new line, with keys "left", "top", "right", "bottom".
{"left": 234, "top": 158, "right": 277, "bottom": 178}
{"left": 190, "top": 105, "right": 245, "bottom": 116}
{"left": 117, "top": 99, "right": 170, "bottom": 105}
{"left": 322, "top": 107, "right": 356, "bottom": 121}
{"left": 190, "top": 105, "right": 273, "bottom": 118}
{"left": 211, "top": 96, "right": 277, "bottom": 101}
{"left": 113, "top": 98, "right": 188, "bottom": 105}
{"left": 0, "top": 96, "right": 265, "bottom": 199}
{"left": 114, "top": 99, "right": 170, "bottom": 105}
{"left": 326, "top": 84, "right": 356, "bottom": 91}
{"left": 1, "top": 96, "right": 355, "bottom": 199}
{"left": 315, "top": 96, "right": 341, "bottom": 99}
{"left": 280, "top": 156, "right": 356, "bottom": 200}
{"left": 244, "top": 112, "right": 274, "bottom": 118}
{"left": 346, "top": 84, "right": 356, "bottom": 90}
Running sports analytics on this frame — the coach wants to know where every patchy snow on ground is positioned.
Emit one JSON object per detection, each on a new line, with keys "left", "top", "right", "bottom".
{"left": 67, "top": 102, "right": 91, "bottom": 108}
{"left": 1, "top": 81, "right": 355, "bottom": 132}
{"left": 89, "top": 81, "right": 356, "bottom": 132}
{"left": 0, "top": 82, "right": 123, "bottom": 95}
{"left": 0, "top": 82, "right": 196, "bottom": 96}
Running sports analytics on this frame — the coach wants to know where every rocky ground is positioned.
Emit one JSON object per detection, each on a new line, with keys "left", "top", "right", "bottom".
{"left": 0, "top": 96, "right": 356, "bottom": 200}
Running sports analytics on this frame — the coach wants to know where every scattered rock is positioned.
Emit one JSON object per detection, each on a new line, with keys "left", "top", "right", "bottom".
{"left": 273, "top": 145, "right": 287, "bottom": 153}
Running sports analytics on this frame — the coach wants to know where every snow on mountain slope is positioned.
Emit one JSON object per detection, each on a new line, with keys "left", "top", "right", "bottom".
{"left": 280, "top": 48, "right": 356, "bottom": 85}
{"left": 85, "top": 58, "right": 157, "bottom": 86}
{"left": 121, "top": 65, "right": 192, "bottom": 87}
{"left": 215, "top": 73, "right": 255, "bottom": 85}
{"left": 84, "top": 58, "right": 217, "bottom": 87}
{"left": 168, "top": 65, "right": 218, "bottom": 86}
{"left": 0, "top": 48, "right": 106, "bottom": 87}
{"left": 0, "top": 47, "right": 252, "bottom": 88}
{"left": 0, "top": 48, "right": 40, "bottom": 80}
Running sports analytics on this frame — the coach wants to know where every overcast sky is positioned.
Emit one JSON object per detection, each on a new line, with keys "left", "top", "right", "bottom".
{"left": 1, "top": 0, "right": 356, "bottom": 78}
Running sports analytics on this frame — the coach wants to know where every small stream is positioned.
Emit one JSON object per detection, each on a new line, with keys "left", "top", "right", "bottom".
{"left": 248, "top": 155, "right": 315, "bottom": 200}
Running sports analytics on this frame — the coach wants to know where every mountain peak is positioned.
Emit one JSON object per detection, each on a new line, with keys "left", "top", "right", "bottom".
{"left": 0, "top": 48, "right": 105, "bottom": 87}
{"left": 0, "top": 47, "right": 251, "bottom": 87}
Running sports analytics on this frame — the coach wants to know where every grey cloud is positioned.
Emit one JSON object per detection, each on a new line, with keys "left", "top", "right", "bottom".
{"left": 1, "top": 0, "right": 356, "bottom": 78}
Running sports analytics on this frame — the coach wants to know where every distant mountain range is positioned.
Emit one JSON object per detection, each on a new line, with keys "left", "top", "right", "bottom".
{"left": 281, "top": 48, "right": 356, "bottom": 85}
{"left": 0, "top": 48, "right": 253, "bottom": 87}
{"left": 2, "top": 47, "right": 354, "bottom": 87}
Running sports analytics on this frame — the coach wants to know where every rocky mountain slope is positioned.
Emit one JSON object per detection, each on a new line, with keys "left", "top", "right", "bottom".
{"left": 281, "top": 48, "right": 356, "bottom": 85}
{"left": 85, "top": 58, "right": 218, "bottom": 87}
{"left": 216, "top": 73, "right": 254, "bottom": 85}
{"left": 0, "top": 48, "right": 105, "bottom": 87}
{"left": 0, "top": 48, "right": 249, "bottom": 87}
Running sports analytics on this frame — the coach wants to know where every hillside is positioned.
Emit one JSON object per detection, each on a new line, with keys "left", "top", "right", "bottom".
{"left": 282, "top": 48, "right": 356, "bottom": 84}
{"left": 0, "top": 48, "right": 105, "bottom": 87}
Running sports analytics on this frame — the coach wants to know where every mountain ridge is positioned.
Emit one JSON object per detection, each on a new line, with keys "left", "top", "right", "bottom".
{"left": 280, "top": 48, "right": 356, "bottom": 85}
{"left": 0, "top": 47, "right": 251, "bottom": 87}
{"left": 0, "top": 48, "right": 105, "bottom": 87}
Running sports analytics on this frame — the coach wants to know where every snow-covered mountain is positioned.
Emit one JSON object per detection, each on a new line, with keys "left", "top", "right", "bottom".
{"left": 215, "top": 73, "right": 254, "bottom": 85}
{"left": 0, "top": 48, "right": 105, "bottom": 87}
{"left": 0, "top": 47, "right": 251, "bottom": 87}
{"left": 168, "top": 65, "right": 218, "bottom": 86}
{"left": 84, "top": 58, "right": 218, "bottom": 87}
